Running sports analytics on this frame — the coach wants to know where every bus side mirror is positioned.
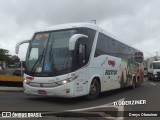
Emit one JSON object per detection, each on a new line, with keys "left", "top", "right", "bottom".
{"left": 15, "top": 40, "right": 30, "bottom": 54}
{"left": 69, "top": 34, "right": 88, "bottom": 51}
{"left": 134, "top": 52, "right": 143, "bottom": 63}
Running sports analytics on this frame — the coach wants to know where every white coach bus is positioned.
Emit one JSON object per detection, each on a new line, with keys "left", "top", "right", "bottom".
{"left": 16, "top": 23, "right": 144, "bottom": 99}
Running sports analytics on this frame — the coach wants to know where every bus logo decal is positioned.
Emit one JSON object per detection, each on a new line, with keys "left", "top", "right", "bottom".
{"left": 105, "top": 70, "right": 117, "bottom": 75}
{"left": 40, "top": 83, "right": 43, "bottom": 87}
{"left": 108, "top": 60, "right": 116, "bottom": 67}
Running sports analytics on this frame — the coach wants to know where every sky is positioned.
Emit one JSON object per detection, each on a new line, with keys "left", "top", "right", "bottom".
{"left": 0, "top": 0, "right": 160, "bottom": 60}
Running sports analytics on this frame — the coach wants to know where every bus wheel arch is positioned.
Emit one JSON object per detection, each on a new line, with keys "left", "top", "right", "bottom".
{"left": 86, "top": 77, "right": 101, "bottom": 100}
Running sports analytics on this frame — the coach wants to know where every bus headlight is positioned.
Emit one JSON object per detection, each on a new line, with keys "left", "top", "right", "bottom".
{"left": 62, "top": 80, "right": 67, "bottom": 84}
{"left": 154, "top": 74, "right": 157, "bottom": 77}
{"left": 24, "top": 79, "right": 29, "bottom": 84}
{"left": 56, "top": 77, "right": 76, "bottom": 85}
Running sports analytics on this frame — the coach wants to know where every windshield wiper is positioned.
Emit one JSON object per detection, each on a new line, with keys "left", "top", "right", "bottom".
{"left": 49, "top": 47, "right": 54, "bottom": 61}
{"left": 30, "top": 49, "right": 45, "bottom": 75}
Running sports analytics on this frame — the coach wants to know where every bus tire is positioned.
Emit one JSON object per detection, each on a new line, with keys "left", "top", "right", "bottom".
{"left": 86, "top": 78, "right": 100, "bottom": 100}
{"left": 131, "top": 78, "right": 136, "bottom": 89}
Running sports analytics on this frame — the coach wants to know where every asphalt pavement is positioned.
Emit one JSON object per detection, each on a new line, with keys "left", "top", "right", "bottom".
{"left": 0, "top": 77, "right": 160, "bottom": 120}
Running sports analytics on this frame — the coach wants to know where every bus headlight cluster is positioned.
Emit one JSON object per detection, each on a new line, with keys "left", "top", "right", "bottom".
{"left": 154, "top": 74, "right": 157, "bottom": 77}
{"left": 24, "top": 79, "right": 30, "bottom": 84}
{"left": 56, "top": 77, "right": 75, "bottom": 85}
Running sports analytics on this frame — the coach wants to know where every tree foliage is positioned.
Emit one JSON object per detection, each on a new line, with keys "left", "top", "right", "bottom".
{"left": 0, "top": 48, "right": 11, "bottom": 61}
{"left": 0, "top": 48, "right": 20, "bottom": 64}
{"left": 9, "top": 55, "right": 20, "bottom": 64}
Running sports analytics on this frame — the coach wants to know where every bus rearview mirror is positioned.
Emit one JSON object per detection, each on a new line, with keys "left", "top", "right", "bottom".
{"left": 15, "top": 40, "right": 30, "bottom": 54}
{"left": 69, "top": 34, "right": 88, "bottom": 50}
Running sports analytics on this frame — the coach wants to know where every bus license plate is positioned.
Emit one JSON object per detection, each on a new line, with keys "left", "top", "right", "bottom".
{"left": 38, "top": 90, "right": 46, "bottom": 95}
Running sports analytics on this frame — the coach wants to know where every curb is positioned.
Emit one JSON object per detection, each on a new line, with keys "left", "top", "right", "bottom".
{"left": 0, "top": 86, "right": 23, "bottom": 92}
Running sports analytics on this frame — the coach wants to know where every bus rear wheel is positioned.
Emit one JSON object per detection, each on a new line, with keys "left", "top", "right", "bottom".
{"left": 86, "top": 78, "right": 100, "bottom": 100}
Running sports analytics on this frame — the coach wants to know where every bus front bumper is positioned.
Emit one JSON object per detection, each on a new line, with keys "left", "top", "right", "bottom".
{"left": 23, "top": 82, "right": 75, "bottom": 98}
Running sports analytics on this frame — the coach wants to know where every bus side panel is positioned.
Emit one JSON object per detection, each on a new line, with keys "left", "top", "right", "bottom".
{"left": 119, "top": 59, "right": 143, "bottom": 87}
{"left": 88, "top": 55, "right": 143, "bottom": 93}
{"left": 119, "top": 59, "right": 130, "bottom": 88}
{"left": 88, "top": 55, "right": 121, "bottom": 92}
{"left": 74, "top": 67, "right": 88, "bottom": 97}
{"left": 102, "top": 55, "right": 121, "bottom": 90}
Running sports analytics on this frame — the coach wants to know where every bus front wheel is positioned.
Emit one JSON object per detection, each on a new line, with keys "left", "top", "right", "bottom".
{"left": 86, "top": 78, "right": 100, "bottom": 100}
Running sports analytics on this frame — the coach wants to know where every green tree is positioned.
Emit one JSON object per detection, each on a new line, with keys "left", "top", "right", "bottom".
{"left": 7, "top": 55, "right": 20, "bottom": 66}
{"left": 0, "top": 48, "right": 21, "bottom": 68}
{"left": 11, "top": 55, "right": 20, "bottom": 63}
{"left": 0, "top": 48, "right": 11, "bottom": 61}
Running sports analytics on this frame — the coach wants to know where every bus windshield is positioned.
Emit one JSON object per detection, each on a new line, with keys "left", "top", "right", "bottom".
{"left": 26, "top": 29, "right": 77, "bottom": 75}
{"left": 153, "top": 62, "right": 160, "bottom": 69}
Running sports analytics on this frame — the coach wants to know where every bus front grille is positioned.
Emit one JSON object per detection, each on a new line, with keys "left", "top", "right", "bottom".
{"left": 27, "top": 82, "right": 59, "bottom": 88}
